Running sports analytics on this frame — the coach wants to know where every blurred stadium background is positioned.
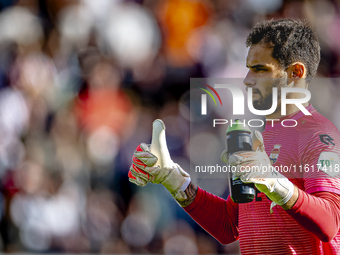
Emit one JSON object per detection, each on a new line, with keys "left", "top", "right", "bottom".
{"left": 0, "top": 0, "right": 339, "bottom": 254}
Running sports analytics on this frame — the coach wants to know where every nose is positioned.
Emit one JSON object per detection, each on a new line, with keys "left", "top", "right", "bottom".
{"left": 243, "top": 71, "right": 256, "bottom": 87}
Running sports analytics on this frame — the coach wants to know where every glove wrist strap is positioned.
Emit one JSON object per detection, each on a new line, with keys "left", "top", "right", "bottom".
{"left": 180, "top": 177, "right": 191, "bottom": 192}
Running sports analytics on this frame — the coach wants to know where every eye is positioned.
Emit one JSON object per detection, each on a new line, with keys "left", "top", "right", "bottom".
{"left": 255, "top": 68, "right": 266, "bottom": 72}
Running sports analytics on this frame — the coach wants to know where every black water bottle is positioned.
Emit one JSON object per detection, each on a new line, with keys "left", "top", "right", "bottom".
{"left": 227, "top": 119, "right": 255, "bottom": 203}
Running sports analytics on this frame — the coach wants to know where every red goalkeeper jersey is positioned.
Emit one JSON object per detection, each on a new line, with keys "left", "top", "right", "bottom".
{"left": 185, "top": 104, "right": 340, "bottom": 254}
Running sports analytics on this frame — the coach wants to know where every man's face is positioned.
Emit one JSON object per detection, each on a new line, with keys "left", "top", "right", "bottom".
{"left": 244, "top": 44, "right": 288, "bottom": 110}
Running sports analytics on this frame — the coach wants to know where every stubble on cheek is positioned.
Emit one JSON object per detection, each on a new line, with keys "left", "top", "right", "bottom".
{"left": 252, "top": 80, "right": 273, "bottom": 110}
{"left": 252, "top": 77, "right": 287, "bottom": 111}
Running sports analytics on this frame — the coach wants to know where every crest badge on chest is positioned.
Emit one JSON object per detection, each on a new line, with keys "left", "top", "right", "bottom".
{"left": 269, "top": 144, "right": 282, "bottom": 164}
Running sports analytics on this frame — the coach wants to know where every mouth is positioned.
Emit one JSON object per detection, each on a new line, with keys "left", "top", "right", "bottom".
{"left": 246, "top": 87, "right": 261, "bottom": 96}
{"left": 252, "top": 89, "right": 261, "bottom": 95}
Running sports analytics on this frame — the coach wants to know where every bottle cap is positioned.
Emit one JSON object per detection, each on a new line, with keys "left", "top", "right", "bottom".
{"left": 226, "top": 119, "right": 251, "bottom": 134}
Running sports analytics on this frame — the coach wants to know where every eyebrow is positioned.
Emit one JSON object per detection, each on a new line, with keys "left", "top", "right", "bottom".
{"left": 246, "top": 64, "right": 269, "bottom": 69}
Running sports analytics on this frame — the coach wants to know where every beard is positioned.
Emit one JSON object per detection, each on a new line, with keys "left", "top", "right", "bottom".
{"left": 252, "top": 76, "right": 288, "bottom": 111}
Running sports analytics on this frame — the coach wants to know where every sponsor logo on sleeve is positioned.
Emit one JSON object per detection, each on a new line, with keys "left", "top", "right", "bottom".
{"left": 317, "top": 152, "right": 340, "bottom": 177}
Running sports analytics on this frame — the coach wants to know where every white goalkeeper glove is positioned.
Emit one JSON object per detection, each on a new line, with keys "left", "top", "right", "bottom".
{"left": 221, "top": 130, "right": 295, "bottom": 212}
{"left": 128, "top": 119, "right": 191, "bottom": 204}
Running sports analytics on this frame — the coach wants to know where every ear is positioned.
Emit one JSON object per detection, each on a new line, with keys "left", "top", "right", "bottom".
{"left": 287, "top": 63, "right": 305, "bottom": 79}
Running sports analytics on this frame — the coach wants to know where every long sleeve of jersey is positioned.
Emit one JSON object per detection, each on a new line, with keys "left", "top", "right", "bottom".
{"left": 184, "top": 187, "right": 340, "bottom": 245}
{"left": 183, "top": 187, "right": 239, "bottom": 245}
{"left": 286, "top": 190, "right": 340, "bottom": 242}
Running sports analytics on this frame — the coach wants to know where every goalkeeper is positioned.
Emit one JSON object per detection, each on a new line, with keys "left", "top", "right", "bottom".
{"left": 129, "top": 19, "right": 340, "bottom": 254}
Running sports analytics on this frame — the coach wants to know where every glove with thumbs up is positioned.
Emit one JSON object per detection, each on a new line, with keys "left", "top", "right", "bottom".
{"left": 128, "top": 119, "right": 191, "bottom": 204}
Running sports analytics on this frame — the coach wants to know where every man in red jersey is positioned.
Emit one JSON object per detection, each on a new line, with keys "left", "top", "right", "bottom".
{"left": 129, "top": 19, "right": 340, "bottom": 254}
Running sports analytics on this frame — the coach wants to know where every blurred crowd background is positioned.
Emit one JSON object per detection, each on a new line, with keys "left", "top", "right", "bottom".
{"left": 0, "top": 0, "right": 339, "bottom": 254}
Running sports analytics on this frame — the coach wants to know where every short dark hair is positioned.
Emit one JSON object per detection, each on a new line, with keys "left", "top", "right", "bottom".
{"left": 246, "top": 19, "right": 320, "bottom": 83}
